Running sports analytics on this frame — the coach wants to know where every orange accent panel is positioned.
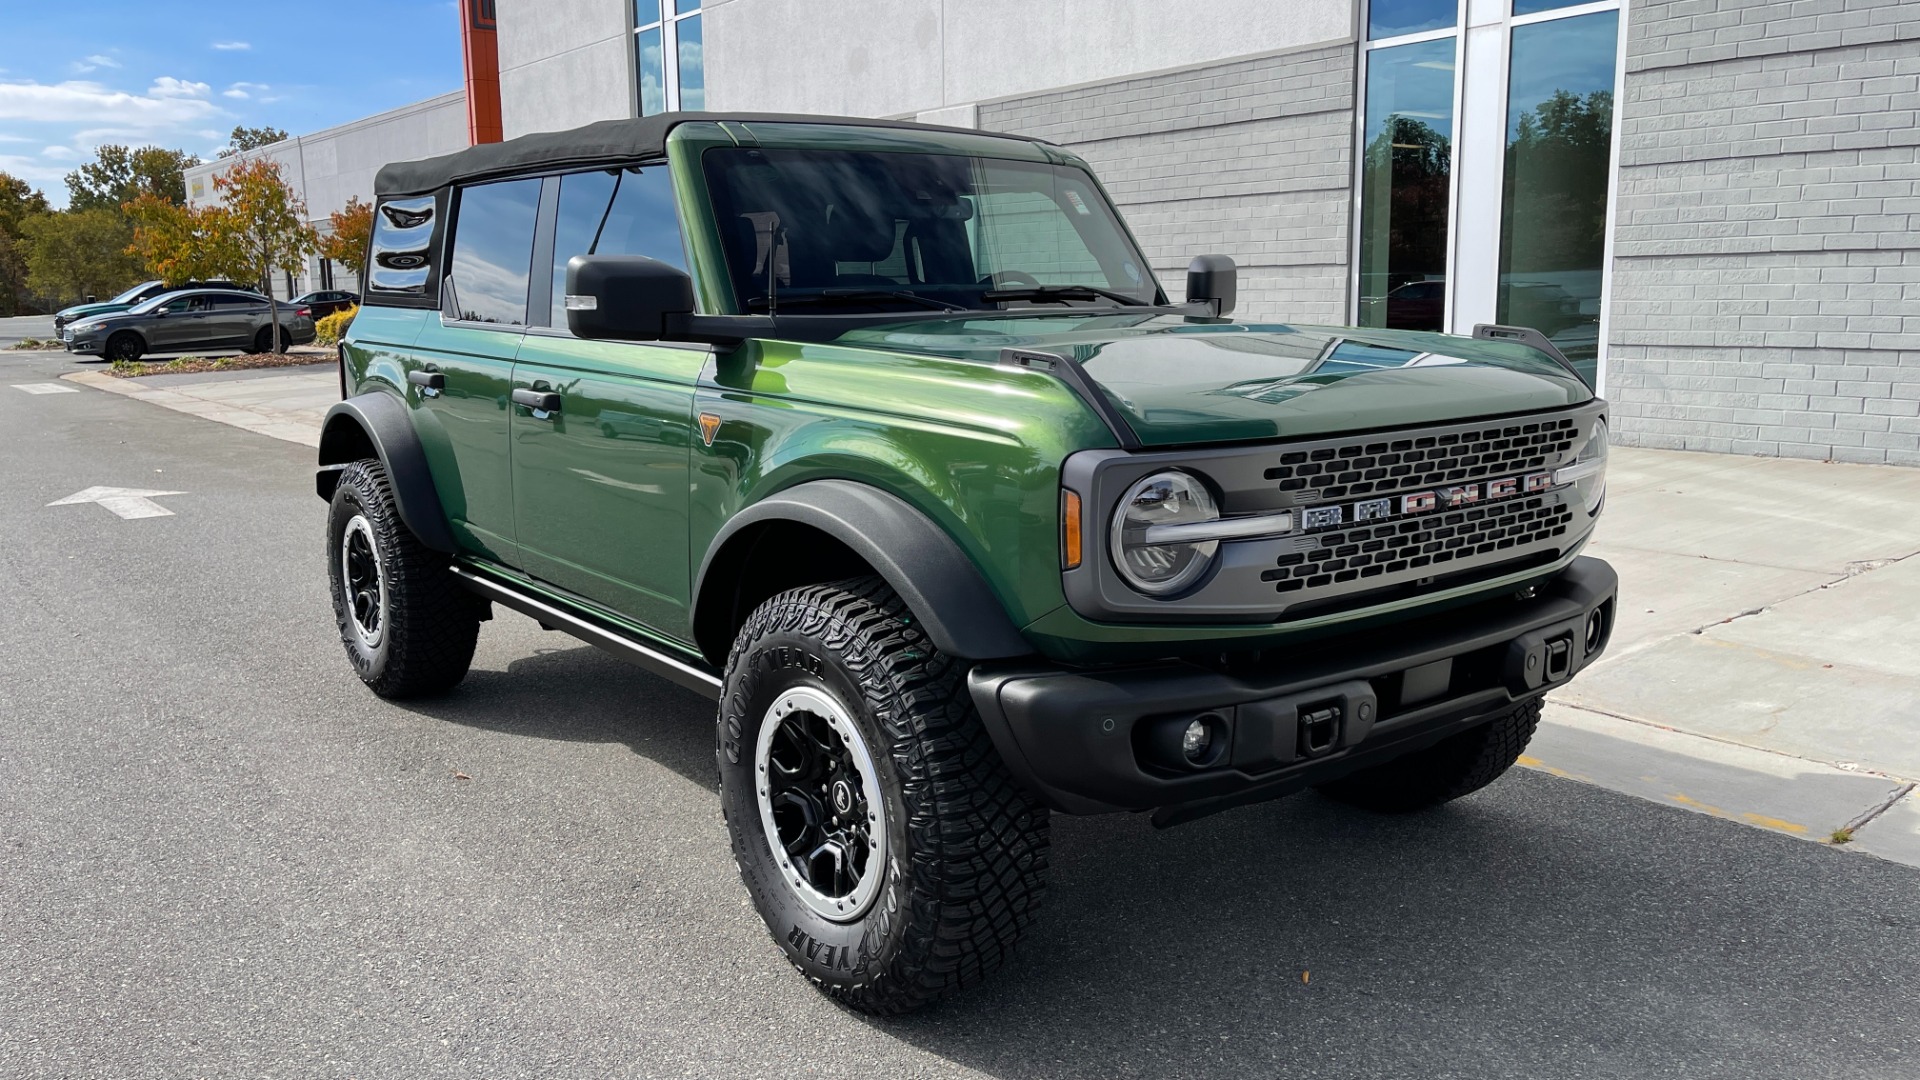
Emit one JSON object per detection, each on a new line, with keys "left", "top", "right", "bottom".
{"left": 459, "top": 0, "right": 504, "bottom": 145}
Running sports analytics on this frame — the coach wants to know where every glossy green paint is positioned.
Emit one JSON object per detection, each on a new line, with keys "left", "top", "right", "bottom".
{"left": 834, "top": 314, "right": 1593, "bottom": 447}
{"left": 692, "top": 337, "right": 1114, "bottom": 634}
{"left": 511, "top": 333, "right": 706, "bottom": 639}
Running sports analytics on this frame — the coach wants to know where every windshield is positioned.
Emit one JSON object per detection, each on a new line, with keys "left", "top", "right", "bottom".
{"left": 702, "top": 147, "right": 1160, "bottom": 314}
{"left": 108, "top": 282, "right": 162, "bottom": 305}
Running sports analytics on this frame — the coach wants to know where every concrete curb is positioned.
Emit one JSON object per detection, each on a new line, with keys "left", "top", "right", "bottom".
{"left": 1529, "top": 702, "right": 1918, "bottom": 868}
{"left": 65, "top": 369, "right": 325, "bottom": 448}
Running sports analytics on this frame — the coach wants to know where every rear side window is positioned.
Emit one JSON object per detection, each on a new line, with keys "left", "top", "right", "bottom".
{"left": 548, "top": 166, "right": 684, "bottom": 327}
{"left": 448, "top": 178, "right": 541, "bottom": 326}
{"left": 368, "top": 195, "right": 438, "bottom": 298}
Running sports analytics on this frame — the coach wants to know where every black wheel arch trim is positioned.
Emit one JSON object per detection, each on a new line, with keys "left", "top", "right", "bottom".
{"left": 315, "top": 391, "right": 457, "bottom": 553}
{"left": 693, "top": 478, "right": 1034, "bottom": 665}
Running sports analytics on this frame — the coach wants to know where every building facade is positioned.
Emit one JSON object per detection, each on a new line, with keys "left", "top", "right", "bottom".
{"left": 182, "top": 91, "right": 469, "bottom": 298}
{"left": 227, "top": 0, "right": 1920, "bottom": 464}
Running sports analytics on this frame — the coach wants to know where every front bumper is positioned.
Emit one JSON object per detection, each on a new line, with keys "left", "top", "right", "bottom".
{"left": 970, "top": 556, "right": 1616, "bottom": 818}
{"left": 64, "top": 331, "right": 102, "bottom": 354}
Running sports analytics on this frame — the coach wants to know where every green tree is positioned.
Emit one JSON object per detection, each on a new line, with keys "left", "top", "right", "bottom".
{"left": 0, "top": 172, "right": 52, "bottom": 316}
{"left": 213, "top": 158, "right": 317, "bottom": 351}
{"left": 64, "top": 145, "right": 201, "bottom": 211}
{"left": 218, "top": 125, "right": 291, "bottom": 158}
{"left": 125, "top": 193, "right": 249, "bottom": 284}
{"left": 1501, "top": 90, "right": 1614, "bottom": 274}
{"left": 318, "top": 197, "right": 374, "bottom": 282}
{"left": 21, "top": 208, "right": 143, "bottom": 305}
{"left": 1359, "top": 115, "right": 1452, "bottom": 296}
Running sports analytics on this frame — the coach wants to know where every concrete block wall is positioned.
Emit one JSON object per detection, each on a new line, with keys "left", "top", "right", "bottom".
{"left": 1608, "top": 0, "right": 1920, "bottom": 465}
{"left": 979, "top": 42, "right": 1357, "bottom": 324}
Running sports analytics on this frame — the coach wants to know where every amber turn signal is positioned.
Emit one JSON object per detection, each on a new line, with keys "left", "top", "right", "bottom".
{"left": 1062, "top": 490, "right": 1083, "bottom": 570}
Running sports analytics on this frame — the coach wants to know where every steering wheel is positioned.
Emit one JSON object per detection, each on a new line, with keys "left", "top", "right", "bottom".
{"left": 981, "top": 271, "right": 1042, "bottom": 289}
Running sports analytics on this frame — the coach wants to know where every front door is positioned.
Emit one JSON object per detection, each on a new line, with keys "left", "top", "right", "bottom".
{"left": 147, "top": 294, "right": 212, "bottom": 351}
{"left": 508, "top": 163, "right": 700, "bottom": 637}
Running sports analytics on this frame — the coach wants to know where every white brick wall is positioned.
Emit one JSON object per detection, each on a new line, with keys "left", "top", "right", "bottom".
{"left": 1610, "top": 0, "right": 1920, "bottom": 464}
{"left": 979, "top": 43, "right": 1357, "bottom": 325}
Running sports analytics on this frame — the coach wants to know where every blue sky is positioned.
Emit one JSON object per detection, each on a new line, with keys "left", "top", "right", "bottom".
{"left": 2, "top": 0, "right": 465, "bottom": 206}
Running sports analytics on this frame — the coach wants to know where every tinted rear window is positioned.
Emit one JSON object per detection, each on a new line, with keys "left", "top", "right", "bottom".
{"left": 449, "top": 179, "right": 541, "bottom": 326}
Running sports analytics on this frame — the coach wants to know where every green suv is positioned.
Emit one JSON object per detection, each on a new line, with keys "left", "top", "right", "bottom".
{"left": 318, "top": 113, "right": 1616, "bottom": 1013}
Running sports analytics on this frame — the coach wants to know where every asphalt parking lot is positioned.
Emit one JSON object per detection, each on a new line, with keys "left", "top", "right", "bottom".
{"left": 4, "top": 344, "right": 1918, "bottom": 1079}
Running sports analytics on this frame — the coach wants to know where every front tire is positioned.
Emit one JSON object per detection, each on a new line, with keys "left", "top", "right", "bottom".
{"left": 718, "top": 577, "right": 1049, "bottom": 1015}
{"left": 1316, "top": 698, "right": 1543, "bottom": 813}
{"left": 325, "top": 459, "right": 480, "bottom": 697}
{"left": 105, "top": 331, "right": 142, "bottom": 363}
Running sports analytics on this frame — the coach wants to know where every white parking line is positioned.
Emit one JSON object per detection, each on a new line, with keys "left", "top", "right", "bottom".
{"left": 47, "top": 486, "right": 188, "bottom": 520}
{"left": 12, "top": 383, "right": 81, "bottom": 395}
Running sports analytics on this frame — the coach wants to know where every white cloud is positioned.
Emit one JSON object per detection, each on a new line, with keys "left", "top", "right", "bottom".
{"left": 149, "top": 77, "right": 212, "bottom": 99}
{"left": 0, "top": 80, "right": 219, "bottom": 125}
{"left": 222, "top": 81, "right": 269, "bottom": 100}
{"left": 72, "top": 54, "right": 122, "bottom": 74}
{"left": 41, "top": 145, "right": 78, "bottom": 160}
{"left": 211, "top": 40, "right": 251, "bottom": 51}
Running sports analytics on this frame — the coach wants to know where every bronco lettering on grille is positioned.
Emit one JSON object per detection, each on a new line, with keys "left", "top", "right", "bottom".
{"left": 1299, "top": 471, "right": 1556, "bottom": 532}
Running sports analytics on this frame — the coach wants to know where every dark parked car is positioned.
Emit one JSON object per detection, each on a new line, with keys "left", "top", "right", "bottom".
{"left": 293, "top": 290, "right": 360, "bottom": 319}
{"left": 53, "top": 279, "right": 257, "bottom": 330}
{"left": 63, "top": 289, "right": 316, "bottom": 361}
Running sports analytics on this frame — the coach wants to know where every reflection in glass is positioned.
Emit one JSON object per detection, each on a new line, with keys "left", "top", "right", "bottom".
{"left": 1369, "top": 0, "right": 1457, "bottom": 39}
{"left": 1512, "top": 0, "right": 1588, "bottom": 15}
{"left": 1357, "top": 38, "right": 1455, "bottom": 332}
{"left": 677, "top": 14, "right": 704, "bottom": 110}
{"left": 550, "top": 169, "right": 687, "bottom": 327}
{"left": 635, "top": 0, "right": 662, "bottom": 26}
{"left": 449, "top": 179, "right": 540, "bottom": 325}
{"left": 637, "top": 26, "right": 664, "bottom": 116}
{"left": 1499, "top": 11, "right": 1618, "bottom": 383}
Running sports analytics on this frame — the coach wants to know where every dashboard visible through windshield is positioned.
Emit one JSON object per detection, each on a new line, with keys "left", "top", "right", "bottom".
{"left": 700, "top": 146, "right": 1162, "bottom": 315}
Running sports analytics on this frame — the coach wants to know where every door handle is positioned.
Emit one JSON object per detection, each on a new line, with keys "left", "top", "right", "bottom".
{"left": 407, "top": 370, "right": 444, "bottom": 396}
{"left": 512, "top": 388, "right": 562, "bottom": 416}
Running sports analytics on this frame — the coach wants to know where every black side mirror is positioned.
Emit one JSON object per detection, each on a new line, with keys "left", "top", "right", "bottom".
{"left": 565, "top": 255, "right": 695, "bottom": 341}
{"left": 1185, "top": 254, "right": 1237, "bottom": 317}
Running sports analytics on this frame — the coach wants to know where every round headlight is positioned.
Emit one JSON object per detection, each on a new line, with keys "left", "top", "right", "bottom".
{"left": 1110, "top": 470, "right": 1220, "bottom": 596}
{"left": 1572, "top": 418, "right": 1608, "bottom": 513}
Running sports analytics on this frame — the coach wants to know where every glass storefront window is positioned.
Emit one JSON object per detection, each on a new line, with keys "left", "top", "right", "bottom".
{"left": 636, "top": 26, "right": 665, "bottom": 116}
{"left": 1369, "top": 0, "right": 1458, "bottom": 40}
{"left": 678, "top": 14, "right": 704, "bottom": 110}
{"left": 1512, "top": 0, "right": 1589, "bottom": 15}
{"left": 1357, "top": 38, "right": 1455, "bottom": 332}
{"left": 1498, "top": 10, "right": 1619, "bottom": 382}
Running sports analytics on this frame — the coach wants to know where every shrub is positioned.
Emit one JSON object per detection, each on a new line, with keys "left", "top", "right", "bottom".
{"left": 314, "top": 303, "right": 357, "bottom": 347}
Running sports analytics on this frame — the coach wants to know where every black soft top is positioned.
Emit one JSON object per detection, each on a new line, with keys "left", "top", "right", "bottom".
{"left": 373, "top": 112, "right": 1038, "bottom": 198}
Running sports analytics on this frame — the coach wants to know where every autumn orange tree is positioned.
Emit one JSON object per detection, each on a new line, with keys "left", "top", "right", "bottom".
{"left": 213, "top": 158, "right": 318, "bottom": 352}
{"left": 125, "top": 193, "right": 247, "bottom": 285}
{"left": 319, "top": 197, "right": 373, "bottom": 284}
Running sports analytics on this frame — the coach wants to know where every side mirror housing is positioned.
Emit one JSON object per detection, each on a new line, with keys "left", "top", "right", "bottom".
{"left": 1185, "top": 254, "right": 1237, "bottom": 317}
{"left": 564, "top": 255, "right": 696, "bottom": 341}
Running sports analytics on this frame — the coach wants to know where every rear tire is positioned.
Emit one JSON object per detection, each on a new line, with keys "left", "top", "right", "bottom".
{"left": 105, "top": 331, "right": 142, "bottom": 363}
{"left": 1315, "top": 699, "right": 1543, "bottom": 813}
{"left": 718, "top": 576, "right": 1050, "bottom": 1015}
{"left": 325, "top": 459, "right": 480, "bottom": 698}
{"left": 254, "top": 327, "right": 288, "bottom": 354}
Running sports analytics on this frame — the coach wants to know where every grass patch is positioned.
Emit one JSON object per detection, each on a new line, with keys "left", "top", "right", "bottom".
{"left": 7, "top": 338, "right": 55, "bottom": 350}
{"left": 1828, "top": 827, "right": 1855, "bottom": 845}
{"left": 103, "top": 352, "right": 331, "bottom": 378}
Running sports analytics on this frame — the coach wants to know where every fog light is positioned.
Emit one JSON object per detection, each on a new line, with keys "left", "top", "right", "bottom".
{"left": 1181, "top": 719, "right": 1212, "bottom": 763}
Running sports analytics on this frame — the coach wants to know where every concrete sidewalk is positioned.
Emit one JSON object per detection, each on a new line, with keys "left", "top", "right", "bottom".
{"left": 55, "top": 366, "right": 1920, "bottom": 865}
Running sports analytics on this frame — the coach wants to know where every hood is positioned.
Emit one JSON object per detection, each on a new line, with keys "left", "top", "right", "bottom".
{"left": 60, "top": 301, "right": 132, "bottom": 320}
{"left": 834, "top": 313, "right": 1593, "bottom": 447}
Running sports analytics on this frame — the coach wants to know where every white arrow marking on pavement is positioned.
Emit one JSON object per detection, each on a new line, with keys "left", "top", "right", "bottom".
{"left": 48, "top": 486, "right": 188, "bottom": 520}
{"left": 12, "top": 383, "right": 80, "bottom": 395}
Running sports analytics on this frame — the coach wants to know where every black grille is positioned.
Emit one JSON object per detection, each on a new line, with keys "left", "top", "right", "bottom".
{"left": 1264, "top": 417, "right": 1579, "bottom": 502}
{"left": 1263, "top": 495, "right": 1576, "bottom": 594}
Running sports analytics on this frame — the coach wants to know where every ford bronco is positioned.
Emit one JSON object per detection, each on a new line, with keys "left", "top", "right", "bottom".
{"left": 317, "top": 113, "right": 1616, "bottom": 1014}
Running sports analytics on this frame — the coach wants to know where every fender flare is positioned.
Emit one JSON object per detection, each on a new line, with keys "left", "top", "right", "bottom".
{"left": 693, "top": 479, "right": 1033, "bottom": 663}
{"left": 314, "top": 391, "right": 457, "bottom": 553}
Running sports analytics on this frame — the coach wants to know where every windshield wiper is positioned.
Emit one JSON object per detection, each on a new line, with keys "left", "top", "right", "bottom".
{"left": 980, "top": 284, "right": 1149, "bottom": 307}
{"left": 746, "top": 288, "right": 965, "bottom": 313}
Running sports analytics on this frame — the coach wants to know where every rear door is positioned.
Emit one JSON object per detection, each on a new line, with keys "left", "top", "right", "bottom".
{"left": 509, "top": 164, "right": 702, "bottom": 637}
{"left": 403, "top": 177, "right": 541, "bottom": 566}
{"left": 208, "top": 293, "right": 263, "bottom": 348}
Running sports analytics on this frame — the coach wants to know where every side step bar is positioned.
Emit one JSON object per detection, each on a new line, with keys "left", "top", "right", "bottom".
{"left": 449, "top": 565, "right": 723, "bottom": 699}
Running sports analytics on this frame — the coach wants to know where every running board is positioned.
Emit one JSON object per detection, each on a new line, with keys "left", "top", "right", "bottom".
{"left": 449, "top": 565, "right": 723, "bottom": 699}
